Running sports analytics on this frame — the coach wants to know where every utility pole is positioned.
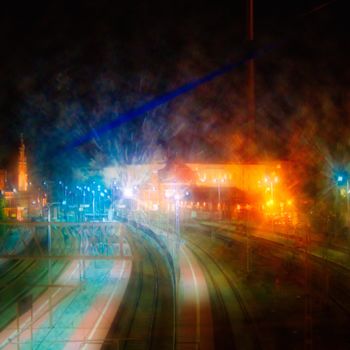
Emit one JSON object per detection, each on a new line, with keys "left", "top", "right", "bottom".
{"left": 47, "top": 205, "right": 53, "bottom": 328}
{"left": 304, "top": 228, "right": 313, "bottom": 350}
{"left": 247, "top": 0, "right": 256, "bottom": 146}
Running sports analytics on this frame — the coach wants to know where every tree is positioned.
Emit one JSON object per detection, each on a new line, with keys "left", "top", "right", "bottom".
{"left": 0, "top": 194, "right": 5, "bottom": 221}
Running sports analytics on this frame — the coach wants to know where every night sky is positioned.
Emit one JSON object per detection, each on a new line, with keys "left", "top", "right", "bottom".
{"left": 0, "top": 0, "right": 348, "bottom": 183}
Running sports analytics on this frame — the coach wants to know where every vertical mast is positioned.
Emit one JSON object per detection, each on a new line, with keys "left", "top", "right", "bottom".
{"left": 247, "top": 0, "right": 255, "bottom": 147}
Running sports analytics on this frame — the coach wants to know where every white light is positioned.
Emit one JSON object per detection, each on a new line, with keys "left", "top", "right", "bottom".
{"left": 123, "top": 187, "right": 133, "bottom": 198}
{"left": 165, "top": 189, "right": 174, "bottom": 198}
{"left": 152, "top": 204, "right": 159, "bottom": 211}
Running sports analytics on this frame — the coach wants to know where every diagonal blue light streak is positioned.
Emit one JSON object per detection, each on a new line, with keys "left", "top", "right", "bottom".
{"left": 63, "top": 43, "right": 278, "bottom": 152}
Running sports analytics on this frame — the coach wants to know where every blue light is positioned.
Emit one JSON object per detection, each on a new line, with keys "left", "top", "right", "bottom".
{"left": 62, "top": 43, "right": 276, "bottom": 151}
{"left": 335, "top": 170, "right": 348, "bottom": 186}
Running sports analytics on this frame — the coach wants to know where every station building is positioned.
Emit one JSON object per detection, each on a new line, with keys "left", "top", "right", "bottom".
{"left": 104, "top": 159, "right": 297, "bottom": 223}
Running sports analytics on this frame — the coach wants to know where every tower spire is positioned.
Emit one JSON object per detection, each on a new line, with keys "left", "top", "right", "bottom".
{"left": 18, "top": 135, "right": 28, "bottom": 192}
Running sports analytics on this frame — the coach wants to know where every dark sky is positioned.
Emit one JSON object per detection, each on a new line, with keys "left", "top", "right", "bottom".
{"left": 0, "top": 0, "right": 348, "bottom": 180}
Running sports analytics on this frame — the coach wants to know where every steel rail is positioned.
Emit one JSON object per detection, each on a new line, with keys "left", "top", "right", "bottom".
{"left": 186, "top": 237, "right": 263, "bottom": 350}
{"left": 201, "top": 223, "right": 350, "bottom": 318}
{"left": 185, "top": 242, "right": 237, "bottom": 349}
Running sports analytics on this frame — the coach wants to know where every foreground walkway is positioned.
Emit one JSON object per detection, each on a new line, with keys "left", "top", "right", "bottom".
{"left": 0, "top": 258, "right": 131, "bottom": 350}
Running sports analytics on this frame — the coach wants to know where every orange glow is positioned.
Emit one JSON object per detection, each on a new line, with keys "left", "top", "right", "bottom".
{"left": 266, "top": 199, "right": 274, "bottom": 207}
{"left": 18, "top": 137, "right": 28, "bottom": 192}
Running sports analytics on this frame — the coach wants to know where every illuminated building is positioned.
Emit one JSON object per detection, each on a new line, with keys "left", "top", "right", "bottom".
{"left": 18, "top": 135, "right": 28, "bottom": 192}
{"left": 105, "top": 160, "right": 297, "bottom": 223}
{"left": 1, "top": 137, "right": 42, "bottom": 221}
{"left": 0, "top": 170, "right": 7, "bottom": 191}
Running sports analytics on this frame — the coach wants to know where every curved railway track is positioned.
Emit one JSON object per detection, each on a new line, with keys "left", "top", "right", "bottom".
{"left": 103, "top": 225, "right": 174, "bottom": 350}
{"left": 185, "top": 237, "right": 262, "bottom": 350}
{"left": 197, "top": 222, "right": 350, "bottom": 316}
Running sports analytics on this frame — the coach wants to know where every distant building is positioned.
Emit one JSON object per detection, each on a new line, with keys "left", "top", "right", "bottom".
{"left": 18, "top": 135, "right": 28, "bottom": 192}
{"left": 105, "top": 160, "right": 297, "bottom": 223}
{"left": 0, "top": 169, "right": 7, "bottom": 191}
{"left": 2, "top": 137, "right": 42, "bottom": 221}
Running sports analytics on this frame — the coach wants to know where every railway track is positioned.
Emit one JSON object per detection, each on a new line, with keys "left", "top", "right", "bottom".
{"left": 185, "top": 237, "right": 262, "bottom": 350}
{"left": 103, "top": 225, "right": 174, "bottom": 350}
{"left": 0, "top": 258, "right": 67, "bottom": 332}
{"left": 0, "top": 234, "right": 69, "bottom": 332}
{"left": 192, "top": 222, "right": 350, "bottom": 319}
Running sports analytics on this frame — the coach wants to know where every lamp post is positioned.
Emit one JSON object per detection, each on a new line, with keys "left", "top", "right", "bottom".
{"left": 164, "top": 187, "right": 183, "bottom": 249}
{"left": 46, "top": 202, "right": 60, "bottom": 327}
{"left": 174, "top": 193, "right": 181, "bottom": 239}
{"left": 335, "top": 170, "right": 350, "bottom": 226}
{"left": 92, "top": 190, "right": 96, "bottom": 221}
{"left": 264, "top": 175, "right": 278, "bottom": 201}
{"left": 213, "top": 177, "right": 225, "bottom": 220}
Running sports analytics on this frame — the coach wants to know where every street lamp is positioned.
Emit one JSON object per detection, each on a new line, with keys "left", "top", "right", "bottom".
{"left": 164, "top": 187, "right": 185, "bottom": 238}
{"left": 264, "top": 175, "right": 278, "bottom": 201}
{"left": 262, "top": 176, "right": 279, "bottom": 220}
{"left": 213, "top": 177, "right": 225, "bottom": 219}
{"left": 45, "top": 202, "right": 60, "bottom": 327}
{"left": 92, "top": 190, "right": 96, "bottom": 220}
{"left": 334, "top": 170, "right": 350, "bottom": 225}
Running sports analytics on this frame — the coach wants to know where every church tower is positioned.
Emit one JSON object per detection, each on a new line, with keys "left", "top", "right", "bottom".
{"left": 18, "top": 135, "right": 28, "bottom": 192}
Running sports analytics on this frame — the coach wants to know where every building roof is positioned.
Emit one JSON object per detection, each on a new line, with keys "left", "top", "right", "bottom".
{"left": 158, "top": 160, "right": 196, "bottom": 184}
